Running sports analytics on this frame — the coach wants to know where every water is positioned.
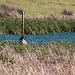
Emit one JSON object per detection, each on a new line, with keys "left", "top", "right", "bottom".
{"left": 0, "top": 32, "right": 75, "bottom": 44}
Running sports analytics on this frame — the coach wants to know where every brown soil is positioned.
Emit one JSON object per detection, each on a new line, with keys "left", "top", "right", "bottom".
{"left": 0, "top": 5, "right": 23, "bottom": 18}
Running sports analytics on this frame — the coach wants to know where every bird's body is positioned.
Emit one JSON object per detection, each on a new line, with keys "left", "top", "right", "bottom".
{"left": 21, "top": 39, "right": 28, "bottom": 44}
{"left": 20, "top": 36, "right": 28, "bottom": 44}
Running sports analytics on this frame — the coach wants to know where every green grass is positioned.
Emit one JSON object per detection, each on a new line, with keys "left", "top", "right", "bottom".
{"left": 0, "top": 0, "right": 75, "bottom": 17}
{"left": 0, "top": 53, "right": 15, "bottom": 64}
{"left": 0, "top": 41, "right": 75, "bottom": 60}
{"left": 0, "top": 18, "right": 75, "bottom": 35}
{"left": 6, "top": 42, "right": 75, "bottom": 58}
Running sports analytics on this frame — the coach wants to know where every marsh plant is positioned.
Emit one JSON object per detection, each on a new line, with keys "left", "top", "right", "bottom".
{"left": 0, "top": 42, "right": 75, "bottom": 75}
{"left": 0, "top": 18, "right": 75, "bottom": 35}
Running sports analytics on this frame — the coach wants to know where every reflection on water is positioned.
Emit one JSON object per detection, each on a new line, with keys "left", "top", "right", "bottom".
{"left": 0, "top": 32, "right": 75, "bottom": 44}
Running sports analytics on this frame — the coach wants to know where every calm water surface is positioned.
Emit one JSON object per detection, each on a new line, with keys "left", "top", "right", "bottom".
{"left": 0, "top": 32, "right": 75, "bottom": 44}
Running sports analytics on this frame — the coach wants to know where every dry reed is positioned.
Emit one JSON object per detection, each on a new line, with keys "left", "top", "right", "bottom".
{"left": 0, "top": 44, "right": 75, "bottom": 75}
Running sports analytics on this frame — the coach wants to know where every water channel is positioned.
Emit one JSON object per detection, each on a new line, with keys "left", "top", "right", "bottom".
{"left": 0, "top": 32, "right": 75, "bottom": 44}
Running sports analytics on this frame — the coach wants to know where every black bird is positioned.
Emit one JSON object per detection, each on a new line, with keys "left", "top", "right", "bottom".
{"left": 19, "top": 35, "right": 28, "bottom": 44}
{"left": 20, "top": 35, "right": 25, "bottom": 41}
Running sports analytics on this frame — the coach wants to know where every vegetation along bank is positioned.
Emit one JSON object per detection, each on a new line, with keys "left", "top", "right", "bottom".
{"left": 0, "top": 42, "right": 75, "bottom": 75}
{"left": 0, "top": 18, "right": 75, "bottom": 35}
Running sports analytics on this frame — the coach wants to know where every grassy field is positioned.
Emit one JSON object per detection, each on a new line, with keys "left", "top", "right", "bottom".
{"left": 0, "top": 1, "right": 75, "bottom": 74}
{"left": 0, "top": 18, "right": 75, "bottom": 35}
{"left": 0, "top": 0, "right": 75, "bottom": 17}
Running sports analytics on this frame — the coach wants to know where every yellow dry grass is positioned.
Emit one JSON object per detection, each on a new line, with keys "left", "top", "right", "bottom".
{"left": 0, "top": 44, "right": 75, "bottom": 75}
{"left": 0, "top": 0, "right": 75, "bottom": 17}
